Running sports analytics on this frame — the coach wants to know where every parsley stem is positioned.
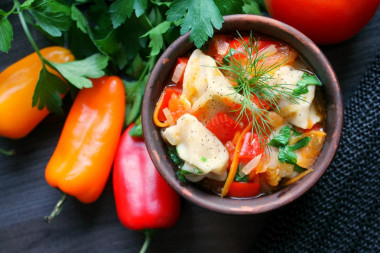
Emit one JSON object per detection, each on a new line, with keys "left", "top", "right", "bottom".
{"left": 0, "top": 147, "right": 15, "bottom": 156}
{"left": 14, "top": 0, "right": 45, "bottom": 64}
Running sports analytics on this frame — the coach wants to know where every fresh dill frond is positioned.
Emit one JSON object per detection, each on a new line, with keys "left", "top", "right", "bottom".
{"left": 217, "top": 32, "right": 302, "bottom": 146}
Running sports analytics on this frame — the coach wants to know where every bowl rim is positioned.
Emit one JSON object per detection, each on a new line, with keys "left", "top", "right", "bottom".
{"left": 142, "top": 14, "right": 343, "bottom": 214}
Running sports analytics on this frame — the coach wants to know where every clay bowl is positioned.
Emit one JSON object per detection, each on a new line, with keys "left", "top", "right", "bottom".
{"left": 142, "top": 14, "right": 343, "bottom": 214}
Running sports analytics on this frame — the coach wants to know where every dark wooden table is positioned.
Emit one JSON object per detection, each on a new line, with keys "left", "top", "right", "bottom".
{"left": 1, "top": 2, "right": 379, "bottom": 252}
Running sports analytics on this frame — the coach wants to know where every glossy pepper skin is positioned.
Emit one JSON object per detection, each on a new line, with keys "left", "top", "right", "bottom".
{"left": 113, "top": 124, "right": 181, "bottom": 230}
{"left": 0, "top": 47, "right": 75, "bottom": 139}
{"left": 45, "top": 76, "right": 125, "bottom": 203}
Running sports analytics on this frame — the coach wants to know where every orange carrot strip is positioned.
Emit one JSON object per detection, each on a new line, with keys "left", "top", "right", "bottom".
{"left": 283, "top": 169, "right": 313, "bottom": 186}
{"left": 153, "top": 93, "right": 170, "bottom": 128}
{"left": 221, "top": 122, "right": 252, "bottom": 197}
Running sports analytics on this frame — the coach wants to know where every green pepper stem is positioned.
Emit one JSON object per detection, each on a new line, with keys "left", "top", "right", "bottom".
{"left": 14, "top": 0, "right": 45, "bottom": 64}
{"left": 0, "top": 147, "right": 15, "bottom": 156}
{"left": 44, "top": 193, "right": 67, "bottom": 223}
{"left": 139, "top": 230, "right": 153, "bottom": 253}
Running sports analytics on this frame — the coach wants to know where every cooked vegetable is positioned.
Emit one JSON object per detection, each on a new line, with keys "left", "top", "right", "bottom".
{"left": 156, "top": 32, "right": 326, "bottom": 198}
{"left": 113, "top": 124, "right": 180, "bottom": 253}
{"left": 0, "top": 47, "right": 74, "bottom": 139}
{"left": 44, "top": 76, "right": 125, "bottom": 221}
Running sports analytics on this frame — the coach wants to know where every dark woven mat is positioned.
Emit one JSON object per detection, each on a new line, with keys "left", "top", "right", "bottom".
{"left": 252, "top": 52, "right": 380, "bottom": 252}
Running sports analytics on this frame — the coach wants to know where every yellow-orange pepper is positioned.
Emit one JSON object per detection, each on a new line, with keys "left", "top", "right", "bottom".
{"left": 45, "top": 76, "right": 125, "bottom": 203}
{"left": 0, "top": 47, "right": 75, "bottom": 139}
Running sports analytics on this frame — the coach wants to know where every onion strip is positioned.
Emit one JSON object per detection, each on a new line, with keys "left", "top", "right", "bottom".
{"left": 163, "top": 108, "right": 175, "bottom": 126}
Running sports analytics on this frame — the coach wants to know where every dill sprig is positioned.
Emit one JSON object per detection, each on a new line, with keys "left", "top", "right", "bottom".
{"left": 217, "top": 32, "right": 301, "bottom": 145}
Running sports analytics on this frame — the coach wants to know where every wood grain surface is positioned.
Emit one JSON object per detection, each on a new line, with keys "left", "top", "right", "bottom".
{"left": 1, "top": 2, "right": 379, "bottom": 252}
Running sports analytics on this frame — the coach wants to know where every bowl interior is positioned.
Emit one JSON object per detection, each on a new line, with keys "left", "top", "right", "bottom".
{"left": 142, "top": 15, "right": 343, "bottom": 214}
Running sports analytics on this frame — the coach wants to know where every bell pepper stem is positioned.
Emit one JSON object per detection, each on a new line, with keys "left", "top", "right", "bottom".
{"left": 44, "top": 193, "right": 67, "bottom": 223}
{"left": 0, "top": 147, "right": 15, "bottom": 156}
{"left": 140, "top": 230, "right": 154, "bottom": 253}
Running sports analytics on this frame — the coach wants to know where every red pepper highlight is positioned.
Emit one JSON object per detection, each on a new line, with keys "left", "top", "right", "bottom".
{"left": 113, "top": 124, "right": 180, "bottom": 234}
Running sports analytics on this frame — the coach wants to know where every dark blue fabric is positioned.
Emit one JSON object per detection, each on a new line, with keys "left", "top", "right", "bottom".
{"left": 252, "top": 52, "right": 380, "bottom": 252}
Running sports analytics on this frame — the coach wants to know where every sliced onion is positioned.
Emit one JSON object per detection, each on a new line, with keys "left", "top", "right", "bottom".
{"left": 241, "top": 154, "right": 262, "bottom": 175}
{"left": 259, "top": 45, "right": 277, "bottom": 57}
{"left": 217, "top": 40, "right": 229, "bottom": 55}
{"left": 171, "top": 62, "right": 186, "bottom": 83}
{"left": 163, "top": 108, "right": 175, "bottom": 126}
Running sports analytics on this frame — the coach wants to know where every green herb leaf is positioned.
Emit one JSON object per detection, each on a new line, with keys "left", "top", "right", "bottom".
{"left": 166, "top": 0, "right": 223, "bottom": 48}
{"left": 269, "top": 126, "right": 291, "bottom": 147}
{"left": 242, "top": 0, "right": 261, "bottom": 15}
{"left": 201, "top": 156, "right": 207, "bottom": 162}
{"left": 176, "top": 170, "right": 189, "bottom": 182}
{"left": 123, "top": 78, "right": 145, "bottom": 125}
{"left": 291, "top": 127, "right": 302, "bottom": 136}
{"left": 294, "top": 164, "right": 305, "bottom": 173}
{"left": 109, "top": 0, "right": 134, "bottom": 28}
{"left": 142, "top": 21, "right": 171, "bottom": 56}
{"left": 168, "top": 145, "right": 184, "bottom": 167}
{"left": 32, "top": 66, "right": 68, "bottom": 114}
{"left": 290, "top": 137, "right": 310, "bottom": 151}
{"left": 194, "top": 168, "right": 203, "bottom": 174}
{"left": 48, "top": 54, "right": 109, "bottom": 89}
{"left": 28, "top": 0, "right": 72, "bottom": 37}
{"left": 292, "top": 73, "right": 322, "bottom": 96}
{"left": 20, "top": 0, "right": 35, "bottom": 9}
{"left": 134, "top": 0, "right": 148, "bottom": 18}
{"left": 151, "top": 1, "right": 171, "bottom": 7}
{"left": 214, "top": 0, "right": 244, "bottom": 15}
{"left": 278, "top": 145, "right": 297, "bottom": 165}
{"left": 234, "top": 173, "right": 249, "bottom": 182}
{"left": 0, "top": 17, "right": 13, "bottom": 53}
{"left": 129, "top": 116, "right": 143, "bottom": 137}
{"left": 71, "top": 5, "right": 87, "bottom": 34}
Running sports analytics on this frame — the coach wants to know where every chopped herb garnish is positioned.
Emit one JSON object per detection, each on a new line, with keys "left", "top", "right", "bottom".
{"left": 269, "top": 126, "right": 291, "bottom": 147}
{"left": 292, "top": 73, "right": 322, "bottom": 96}
{"left": 270, "top": 126, "right": 310, "bottom": 167}
{"left": 201, "top": 156, "right": 207, "bottom": 162}
{"left": 234, "top": 173, "right": 249, "bottom": 182}
{"left": 167, "top": 145, "right": 184, "bottom": 168}
{"left": 294, "top": 164, "right": 305, "bottom": 173}
{"left": 291, "top": 127, "right": 302, "bottom": 136}
{"left": 194, "top": 168, "right": 203, "bottom": 174}
{"left": 217, "top": 32, "right": 303, "bottom": 147}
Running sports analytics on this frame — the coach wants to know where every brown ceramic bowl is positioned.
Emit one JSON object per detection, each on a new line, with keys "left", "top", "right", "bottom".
{"left": 142, "top": 15, "right": 343, "bottom": 214}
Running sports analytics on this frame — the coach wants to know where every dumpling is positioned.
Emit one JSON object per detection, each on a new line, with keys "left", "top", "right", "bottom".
{"left": 181, "top": 49, "right": 254, "bottom": 113}
{"left": 162, "top": 113, "right": 228, "bottom": 181}
{"left": 272, "top": 66, "right": 322, "bottom": 129}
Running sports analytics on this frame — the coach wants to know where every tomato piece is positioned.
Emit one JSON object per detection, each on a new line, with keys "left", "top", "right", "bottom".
{"left": 239, "top": 132, "right": 264, "bottom": 164}
{"left": 265, "top": 0, "right": 380, "bottom": 44}
{"left": 251, "top": 94, "right": 270, "bottom": 110}
{"left": 171, "top": 57, "right": 188, "bottom": 85}
{"left": 227, "top": 182, "right": 260, "bottom": 198}
{"left": 157, "top": 87, "right": 182, "bottom": 122}
{"left": 167, "top": 93, "right": 189, "bottom": 123}
{"left": 206, "top": 113, "right": 240, "bottom": 143}
{"left": 296, "top": 123, "right": 323, "bottom": 133}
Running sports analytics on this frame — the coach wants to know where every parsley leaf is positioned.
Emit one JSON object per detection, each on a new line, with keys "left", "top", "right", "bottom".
{"left": 134, "top": 0, "right": 148, "bottom": 18}
{"left": 142, "top": 21, "right": 171, "bottom": 56}
{"left": 166, "top": 0, "right": 224, "bottom": 48}
{"left": 32, "top": 66, "right": 68, "bottom": 114}
{"left": 48, "top": 54, "right": 109, "bottom": 89}
{"left": 0, "top": 17, "right": 13, "bottom": 53}
{"left": 291, "top": 127, "right": 302, "bottom": 136}
{"left": 269, "top": 126, "right": 291, "bottom": 147}
{"left": 109, "top": 0, "right": 134, "bottom": 29}
{"left": 28, "top": 0, "right": 72, "bottom": 37}
{"left": 129, "top": 116, "right": 143, "bottom": 137}
{"left": 278, "top": 145, "right": 297, "bottom": 165}
{"left": 290, "top": 137, "right": 311, "bottom": 151}
{"left": 293, "top": 73, "right": 322, "bottom": 96}
{"left": 214, "top": 0, "right": 244, "bottom": 15}
{"left": 123, "top": 76, "right": 146, "bottom": 125}
{"left": 242, "top": 0, "right": 261, "bottom": 15}
{"left": 294, "top": 164, "right": 305, "bottom": 173}
{"left": 176, "top": 169, "right": 190, "bottom": 182}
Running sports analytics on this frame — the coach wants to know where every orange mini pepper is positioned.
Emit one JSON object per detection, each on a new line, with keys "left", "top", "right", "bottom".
{"left": 0, "top": 47, "right": 75, "bottom": 139}
{"left": 45, "top": 76, "right": 125, "bottom": 204}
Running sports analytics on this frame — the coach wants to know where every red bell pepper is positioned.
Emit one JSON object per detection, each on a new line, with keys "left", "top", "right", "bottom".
{"left": 227, "top": 182, "right": 261, "bottom": 198}
{"left": 113, "top": 124, "right": 181, "bottom": 252}
{"left": 239, "top": 132, "right": 264, "bottom": 164}
{"left": 157, "top": 86, "right": 182, "bottom": 122}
